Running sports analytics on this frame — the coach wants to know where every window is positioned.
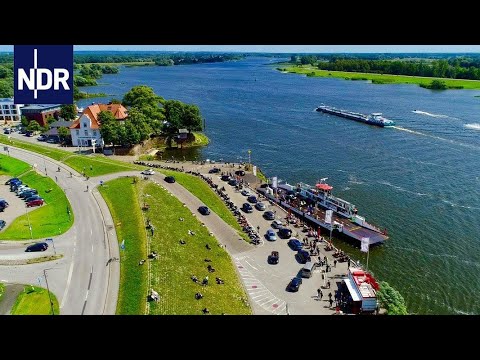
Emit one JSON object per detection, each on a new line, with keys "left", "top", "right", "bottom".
{"left": 84, "top": 130, "right": 88, "bottom": 136}
{"left": 93, "top": 130, "right": 97, "bottom": 136}
{"left": 83, "top": 122, "right": 87, "bottom": 128}
{"left": 76, "top": 130, "right": 79, "bottom": 135}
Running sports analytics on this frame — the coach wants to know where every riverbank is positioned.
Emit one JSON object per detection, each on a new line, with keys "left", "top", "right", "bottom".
{"left": 277, "top": 65, "right": 480, "bottom": 90}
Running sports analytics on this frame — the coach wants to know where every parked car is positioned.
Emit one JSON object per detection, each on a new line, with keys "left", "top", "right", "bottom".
{"left": 241, "top": 189, "right": 251, "bottom": 197}
{"left": 221, "top": 175, "right": 231, "bottom": 182}
{"left": 265, "top": 229, "right": 277, "bottom": 241}
{"left": 25, "top": 195, "right": 41, "bottom": 203}
{"left": 208, "top": 168, "right": 221, "bottom": 174}
{"left": 164, "top": 176, "right": 175, "bottom": 183}
{"left": 242, "top": 203, "right": 253, "bottom": 213}
{"left": 278, "top": 227, "right": 293, "bottom": 239}
{"left": 5, "top": 178, "right": 19, "bottom": 185}
{"left": 287, "top": 277, "right": 303, "bottom": 292}
{"left": 19, "top": 189, "right": 38, "bottom": 198}
{"left": 0, "top": 219, "right": 6, "bottom": 230}
{"left": 3, "top": 128, "right": 11, "bottom": 134}
{"left": 27, "top": 199, "right": 44, "bottom": 207}
{"left": 0, "top": 199, "right": 9, "bottom": 208}
{"left": 25, "top": 242, "right": 48, "bottom": 252}
{"left": 228, "top": 179, "right": 238, "bottom": 187}
{"left": 25, "top": 131, "right": 33, "bottom": 137}
{"left": 288, "top": 238, "right": 303, "bottom": 251}
{"left": 141, "top": 169, "right": 155, "bottom": 175}
{"left": 263, "top": 211, "right": 275, "bottom": 220}
{"left": 235, "top": 170, "right": 245, "bottom": 176}
{"left": 198, "top": 206, "right": 210, "bottom": 215}
{"left": 271, "top": 219, "right": 283, "bottom": 229}
{"left": 247, "top": 195, "right": 257, "bottom": 204}
{"left": 17, "top": 187, "right": 32, "bottom": 195}
{"left": 296, "top": 249, "right": 311, "bottom": 264}
{"left": 255, "top": 202, "right": 266, "bottom": 211}
{"left": 37, "top": 135, "right": 47, "bottom": 142}
{"left": 268, "top": 251, "right": 279, "bottom": 264}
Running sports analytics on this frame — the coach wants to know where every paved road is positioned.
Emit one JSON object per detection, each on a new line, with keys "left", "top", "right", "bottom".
{"left": 0, "top": 283, "right": 23, "bottom": 315}
{"left": 0, "top": 146, "right": 119, "bottom": 315}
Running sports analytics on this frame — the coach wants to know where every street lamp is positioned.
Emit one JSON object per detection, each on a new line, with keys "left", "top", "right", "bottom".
{"left": 25, "top": 206, "right": 33, "bottom": 239}
{"left": 43, "top": 268, "right": 56, "bottom": 315}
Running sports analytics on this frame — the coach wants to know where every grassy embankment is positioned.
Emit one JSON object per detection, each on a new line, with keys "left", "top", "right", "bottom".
{"left": 10, "top": 285, "right": 60, "bottom": 315}
{"left": 98, "top": 177, "right": 148, "bottom": 315}
{"left": 159, "top": 170, "right": 249, "bottom": 242}
{"left": 100, "top": 177, "right": 251, "bottom": 314}
{"left": 0, "top": 134, "right": 142, "bottom": 177}
{"left": 138, "top": 132, "right": 210, "bottom": 161}
{"left": 278, "top": 65, "right": 480, "bottom": 90}
{"left": 0, "top": 283, "right": 4, "bottom": 301}
{"left": 0, "top": 156, "right": 74, "bottom": 240}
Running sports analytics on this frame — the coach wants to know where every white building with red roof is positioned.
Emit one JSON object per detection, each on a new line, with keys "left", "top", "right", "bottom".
{"left": 70, "top": 103, "right": 128, "bottom": 147}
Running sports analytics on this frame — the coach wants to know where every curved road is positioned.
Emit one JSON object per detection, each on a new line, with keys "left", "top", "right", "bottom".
{"left": 0, "top": 146, "right": 119, "bottom": 315}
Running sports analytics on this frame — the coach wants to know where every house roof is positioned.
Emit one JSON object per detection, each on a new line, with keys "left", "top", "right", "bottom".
{"left": 50, "top": 120, "right": 73, "bottom": 128}
{"left": 70, "top": 103, "right": 128, "bottom": 129}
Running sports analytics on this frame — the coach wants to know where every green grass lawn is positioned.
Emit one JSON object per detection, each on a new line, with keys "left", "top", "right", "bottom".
{"left": 143, "top": 181, "right": 251, "bottom": 315}
{"left": 159, "top": 170, "right": 249, "bottom": 242}
{"left": 0, "top": 283, "right": 4, "bottom": 301}
{"left": 0, "top": 155, "right": 31, "bottom": 176}
{"left": 0, "top": 135, "right": 142, "bottom": 177}
{"left": 279, "top": 65, "right": 480, "bottom": 90}
{"left": 191, "top": 132, "right": 210, "bottom": 147}
{"left": 98, "top": 177, "right": 148, "bottom": 315}
{"left": 10, "top": 285, "right": 59, "bottom": 315}
{"left": 0, "top": 158, "right": 74, "bottom": 240}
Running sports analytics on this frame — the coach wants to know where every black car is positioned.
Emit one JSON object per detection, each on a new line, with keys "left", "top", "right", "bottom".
{"left": 198, "top": 206, "right": 210, "bottom": 215}
{"left": 0, "top": 219, "right": 6, "bottom": 230}
{"left": 208, "top": 168, "right": 221, "bottom": 174}
{"left": 235, "top": 170, "right": 245, "bottom": 176}
{"left": 20, "top": 189, "right": 38, "bottom": 198}
{"left": 228, "top": 179, "right": 238, "bottom": 186}
{"left": 268, "top": 251, "right": 279, "bottom": 264}
{"left": 221, "top": 175, "right": 231, "bottom": 182}
{"left": 287, "top": 277, "right": 303, "bottom": 292}
{"left": 242, "top": 203, "right": 253, "bottom": 213}
{"left": 164, "top": 176, "right": 176, "bottom": 183}
{"left": 247, "top": 195, "right": 257, "bottom": 204}
{"left": 297, "top": 250, "right": 311, "bottom": 264}
{"left": 263, "top": 211, "right": 275, "bottom": 220}
{"left": 278, "top": 227, "right": 292, "bottom": 239}
{"left": 25, "top": 242, "right": 49, "bottom": 252}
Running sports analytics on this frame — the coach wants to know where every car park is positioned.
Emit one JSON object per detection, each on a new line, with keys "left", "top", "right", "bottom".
{"left": 265, "top": 229, "right": 277, "bottom": 241}
{"left": 263, "top": 211, "right": 275, "bottom": 220}
{"left": 141, "top": 169, "right": 155, "bottom": 175}
{"left": 25, "top": 242, "right": 48, "bottom": 252}
{"left": 0, "top": 219, "right": 6, "bottom": 230}
{"left": 268, "top": 251, "right": 279, "bottom": 264}
{"left": 255, "top": 202, "right": 266, "bottom": 211}
{"left": 287, "top": 277, "right": 303, "bottom": 292}
{"left": 271, "top": 219, "right": 283, "bottom": 229}
{"left": 242, "top": 203, "right": 253, "bottom": 213}
{"left": 247, "top": 195, "right": 257, "bottom": 204}
{"left": 297, "top": 249, "right": 311, "bottom": 264}
{"left": 278, "top": 227, "right": 293, "bottom": 239}
{"left": 27, "top": 199, "right": 44, "bottom": 207}
{"left": 288, "top": 238, "right": 303, "bottom": 251}
{"left": 241, "top": 189, "right": 251, "bottom": 197}
{"left": 164, "top": 176, "right": 176, "bottom": 183}
{"left": 198, "top": 206, "right": 210, "bottom": 215}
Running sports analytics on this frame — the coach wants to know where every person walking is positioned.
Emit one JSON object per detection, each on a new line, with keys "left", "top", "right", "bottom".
{"left": 86, "top": 185, "right": 89, "bottom": 192}
{"left": 327, "top": 280, "right": 331, "bottom": 289}
{"left": 347, "top": 258, "right": 351, "bottom": 268}
{"left": 328, "top": 292, "right": 333, "bottom": 301}
{"left": 334, "top": 259, "right": 337, "bottom": 268}
{"left": 329, "top": 298, "right": 334, "bottom": 308}
{"left": 317, "top": 288, "right": 323, "bottom": 300}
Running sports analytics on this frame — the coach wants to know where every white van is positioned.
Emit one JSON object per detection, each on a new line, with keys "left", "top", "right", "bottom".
{"left": 301, "top": 261, "right": 317, "bottom": 278}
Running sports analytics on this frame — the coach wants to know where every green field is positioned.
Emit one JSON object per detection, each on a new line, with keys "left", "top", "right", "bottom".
{"left": 191, "top": 132, "right": 210, "bottom": 147}
{"left": 99, "top": 177, "right": 148, "bottom": 315}
{"left": 143, "top": 181, "right": 250, "bottom": 315}
{"left": 0, "top": 157, "right": 74, "bottom": 240}
{"left": 278, "top": 65, "right": 480, "bottom": 90}
{"left": 0, "top": 155, "right": 31, "bottom": 176}
{"left": 0, "top": 135, "right": 142, "bottom": 176}
{"left": 10, "top": 285, "right": 59, "bottom": 315}
{"left": 159, "top": 170, "right": 249, "bottom": 242}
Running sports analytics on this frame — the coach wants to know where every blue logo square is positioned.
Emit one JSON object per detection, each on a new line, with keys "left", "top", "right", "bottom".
{"left": 14, "top": 45, "right": 73, "bottom": 104}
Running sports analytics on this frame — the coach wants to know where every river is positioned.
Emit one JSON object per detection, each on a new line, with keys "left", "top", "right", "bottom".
{"left": 78, "top": 57, "right": 480, "bottom": 314}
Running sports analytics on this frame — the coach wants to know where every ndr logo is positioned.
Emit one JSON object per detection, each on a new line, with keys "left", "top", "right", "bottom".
{"left": 14, "top": 45, "right": 73, "bottom": 104}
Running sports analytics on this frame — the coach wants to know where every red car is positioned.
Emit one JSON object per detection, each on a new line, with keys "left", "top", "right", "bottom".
{"left": 27, "top": 199, "right": 44, "bottom": 207}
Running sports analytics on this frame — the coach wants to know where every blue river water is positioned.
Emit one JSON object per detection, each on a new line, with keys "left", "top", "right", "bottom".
{"left": 78, "top": 57, "right": 480, "bottom": 314}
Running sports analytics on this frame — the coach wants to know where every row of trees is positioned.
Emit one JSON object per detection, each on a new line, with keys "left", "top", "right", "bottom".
{"left": 99, "top": 85, "right": 203, "bottom": 148}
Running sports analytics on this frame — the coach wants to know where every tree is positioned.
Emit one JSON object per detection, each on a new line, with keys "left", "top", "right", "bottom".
{"left": 162, "top": 100, "right": 184, "bottom": 134}
{"left": 182, "top": 104, "right": 203, "bottom": 132}
{"left": 58, "top": 127, "right": 70, "bottom": 141}
{"left": 46, "top": 116, "right": 56, "bottom": 125}
{"left": 428, "top": 79, "right": 447, "bottom": 90}
{"left": 290, "top": 55, "right": 298, "bottom": 64}
{"left": 27, "top": 121, "right": 42, "bottom": 132}
{"left": 127, "top": 108, "right": 151, "bottom": 142}
{"left": 60, "top": 104, "right": 77, "bottom": 121}
{"left": 121, "top": 121, "right": 140, "bottom": 146}
{"left": 122, "top": 85, "right": 164, "bottom": 108}
{"left": 110, "top": 98, "right": 122, "bottom": 104}
{"left": 98, "top": 111, "right": 118, "bottom": 146}
{"left": 21, "top": 115, "right": 29, "bottom": 127}
{"left": 376, "top": 281, "right": 408, "bottom": 315}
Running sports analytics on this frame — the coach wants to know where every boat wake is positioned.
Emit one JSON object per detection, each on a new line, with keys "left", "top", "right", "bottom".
{"left": 377, "top": 180, "right": 429, "bottom": 197}
{"left": 347, "top": 175, "right": 365, "bottom": 185}
{"left": 412, "top": 110, "right": 449, "bottom": 118}
{"left": 464, "top": 123, "right": 480, "bottom": 131}
{"left": 440, "top": 199, "right": 480, "bottom": 210}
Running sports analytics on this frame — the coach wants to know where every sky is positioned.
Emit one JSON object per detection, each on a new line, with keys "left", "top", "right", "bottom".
{"left": 1, "top": 45, "right": 480, "bottom": 53}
